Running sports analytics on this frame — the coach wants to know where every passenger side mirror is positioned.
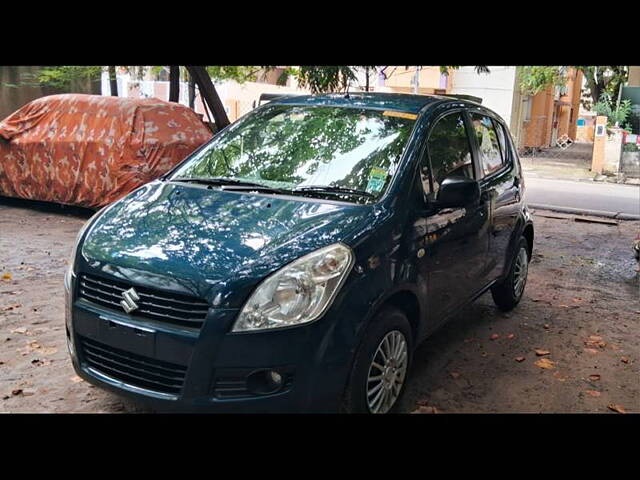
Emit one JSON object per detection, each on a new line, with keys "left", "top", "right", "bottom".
{"left": 435, "top": 176, "right": 480, "bottom": 208}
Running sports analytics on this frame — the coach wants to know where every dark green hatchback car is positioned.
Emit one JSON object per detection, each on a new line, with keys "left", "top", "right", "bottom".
{"left": 65, "top": 93, "right": 533, "bottom": 413}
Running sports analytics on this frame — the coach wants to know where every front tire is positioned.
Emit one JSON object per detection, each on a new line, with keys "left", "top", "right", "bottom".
{"left": 491, "top": 237, "right": 530, "bottom": 311}
{"left": 341, "top": 306, "right": 413, "bottom": 414}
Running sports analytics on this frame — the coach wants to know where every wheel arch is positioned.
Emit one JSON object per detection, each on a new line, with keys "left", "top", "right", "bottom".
{"left": 366, "top": 287, "right": 423, "bottom": 345}
{"left": 503, "top": 217, "right": 534, "bottom": 279}
{"left": 522, "top": 222, "right": 534, "bottom": 260}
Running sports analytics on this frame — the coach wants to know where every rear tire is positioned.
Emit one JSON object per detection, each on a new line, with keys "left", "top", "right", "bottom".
{"left": 491, "top": 237, "right": 530, "bottom": 312}
{"left": 341, "top": 306, "right": 413, "bottom": 414}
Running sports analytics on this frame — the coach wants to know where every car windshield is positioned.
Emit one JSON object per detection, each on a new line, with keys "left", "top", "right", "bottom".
{"left": 169, "top": 104, "right": 416, "bottom": 204}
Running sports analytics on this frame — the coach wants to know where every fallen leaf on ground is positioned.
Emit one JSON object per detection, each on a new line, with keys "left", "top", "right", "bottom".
{"left": 588, "top": 374, "right": 601, "bottom": 382}
{"left": 1, "top": 273, "right": 12, "bottom": 281}
{"left": 585, "top": 336, "right": 607, "bottom": 349}
{"left": 621, "top": 357, "right": 629, "bottom": 364}
{"left": 584, "top": 348, "right": 599, "bottom": 355}
{"left": 11, "top": 389, "right": 22, "bottom": 395}
{"left": 449, "top": 372, "right": 460, "bottom": 379}
{"left": 607, "top": 404, "right": 626, "bottom": 414}
{"left": 2, "top": 304, "right": 21, "bottom": 311}
{"left": 553, "top": 372, "right": 567, "bottom": 382}
{"left": 10, "top": 327, "right": 27, "bottom": 334}
{"left": 490, "top": 334, "right": 500, "bottom": 340}
{"left": 70, "top": 376, "right": 83, "bottom": 384}
{"left": 507, "top": 333, "right": 515, "bottom": 339}
{"left": 585, "top": 390, "right": 601, "bottom": 397}
{"left": 535, "top": 358, "right": 555, "bottom": 369}
{"left": 535, "top": 349, "right": 550, "bottom": 356}
{"left": 543, "top": 324, "right": 550, "bottom": 329}
{"left": 515, "top": 356, "right": 526, "bottom": 362}
{"left": 17, "top": 341, "right": 41, "bottom": 355}
{"left": 412, "top": 405, "right": 439, "bottom": 414}
{"left": 21, "top": 390, "right": 35, "bottom": 397}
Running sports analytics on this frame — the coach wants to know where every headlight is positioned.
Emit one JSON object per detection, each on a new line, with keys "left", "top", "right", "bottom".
{"left": 64, "top": 267, "right": 75, "bottom": 353}
{"left": 232, "top": 243, "right": 355, "bottom": 332}
{"left": 69, "top": 213, "right": 98, "bottom": 270}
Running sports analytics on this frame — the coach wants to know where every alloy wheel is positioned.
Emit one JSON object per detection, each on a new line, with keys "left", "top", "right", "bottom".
{"left": 366, "top": 330, "right": 408, "bottom": 414}
{"left": 513, "top": 247, "right": 529, "bottom": 298}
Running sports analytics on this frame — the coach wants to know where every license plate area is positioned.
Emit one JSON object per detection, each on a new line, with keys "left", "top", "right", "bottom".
{"left": 100, "top": 318, "right": 155, "bottom": 357}
{"left": 74, "top": 309, "right": 156, "bottom": 358}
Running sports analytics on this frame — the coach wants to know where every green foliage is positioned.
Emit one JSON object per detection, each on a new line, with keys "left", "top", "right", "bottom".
{"left": 439, "top": 66, "right": 490, "bottom": 76}
{"left": 295, "top": 66, "right": 490, "bottom": 94}
{"left": 276, "top": 67, "right": 299, "bottom": 86}
{"left": 206, "top": 66, "right": 260, "bottom": 84}
{"left": 294, "top": 66, "right": 361, "bottom": 94}
{"left": 27, "top": 65, "right": 263, "bottom": 90}
{"left": 575, "top": 66, "right": 628, "bottom": 110}
{"left": 518, "top": 66, "right": 565, "bottom": 95}
{"left": 623, "top": 142, "right": 638, "bottom": 152}
{"left": 594, "top": 93, "right": 633, "bottom": 127}
{"left": 30, "top": 66, "right": 103, "bottom": 89}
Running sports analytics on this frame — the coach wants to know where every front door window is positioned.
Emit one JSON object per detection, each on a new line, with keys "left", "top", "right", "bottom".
{"left": 423, "top": 112, "right": 474, "bottom": 197}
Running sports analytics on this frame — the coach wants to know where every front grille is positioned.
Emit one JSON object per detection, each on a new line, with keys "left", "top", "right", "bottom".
{"left": 80, "top": 336, "right": 187, "bottom": 395}
{"left": 78, "top": 273, "right": 209, "bottom": 329}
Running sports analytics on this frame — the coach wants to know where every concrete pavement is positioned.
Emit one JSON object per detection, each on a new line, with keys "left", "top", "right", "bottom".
{"left": 525, "top": 177, "right": 640, "bottom": 219}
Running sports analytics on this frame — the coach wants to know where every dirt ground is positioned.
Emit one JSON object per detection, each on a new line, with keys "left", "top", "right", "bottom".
{"left": 1, "top": 197, "right": 638, "bottom": 413}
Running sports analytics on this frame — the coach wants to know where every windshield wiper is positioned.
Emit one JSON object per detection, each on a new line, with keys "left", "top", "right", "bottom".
{"left": 295, "top": 185, "right": 376, "bottom": 200}
{"left": 172, "top": 177, "right": 376, "bottom": 202}
{"left": 172, "top": 176, "right": 292, "bottom": 195}
{"left": 172, "top": 176, "right": 264, "bottom": 188}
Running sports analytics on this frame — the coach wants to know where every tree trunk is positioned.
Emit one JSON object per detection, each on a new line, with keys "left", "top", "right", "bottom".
{"left": 108, "top": 66, "right": 118, "bottom": 96}
{"left": 579, "top": 67, "right": 602, "bottom": 108}
{"left": 169, "top": 66, "right": 180, "bottom": 102}
{"left": 188, "top": 75, "right": 196, "bottom": 109}
{"left": 185, "top": 66, "right": 230, "bottom": 130}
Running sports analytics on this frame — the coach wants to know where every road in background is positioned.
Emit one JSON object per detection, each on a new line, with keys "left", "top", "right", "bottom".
{"left": 525, "top": 177, "right": 640, "bottom": 218}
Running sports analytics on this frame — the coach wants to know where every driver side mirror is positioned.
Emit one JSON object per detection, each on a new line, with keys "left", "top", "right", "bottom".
{"left": 435, "top": 176, "right": 480, "bottom": 208}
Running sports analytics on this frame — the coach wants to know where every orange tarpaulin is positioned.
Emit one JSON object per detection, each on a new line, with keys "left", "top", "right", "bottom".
{"left": 0, "top": 94, "right": 213, "bottom": 208}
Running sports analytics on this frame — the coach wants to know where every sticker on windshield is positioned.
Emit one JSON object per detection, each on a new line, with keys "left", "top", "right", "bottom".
{"left": 366, "top": 167, "right": 389, "bottom": 194}
{"left": 383, "top": 111, "right": 417, "bottom": 120}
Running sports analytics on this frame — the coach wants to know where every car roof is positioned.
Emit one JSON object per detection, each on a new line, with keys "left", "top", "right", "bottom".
{"left": 269, "top": 92, "right": 466, "bottom": 114}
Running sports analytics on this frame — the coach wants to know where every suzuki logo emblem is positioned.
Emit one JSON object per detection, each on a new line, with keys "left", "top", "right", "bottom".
{"left": 120, "top": 287, "right": 140, "bottom": 314}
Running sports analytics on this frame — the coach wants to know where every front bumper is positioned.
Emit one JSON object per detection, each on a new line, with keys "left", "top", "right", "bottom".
{"left": 66, "top": 271, "right": 358, "bottom": 413}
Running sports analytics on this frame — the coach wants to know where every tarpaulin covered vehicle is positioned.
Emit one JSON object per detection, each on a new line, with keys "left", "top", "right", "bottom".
{"left": 0, "top": 94, "right": 213, "bottom": 208}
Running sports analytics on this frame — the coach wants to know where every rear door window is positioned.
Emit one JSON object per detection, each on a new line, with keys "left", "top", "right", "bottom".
{"left": 470, "top": 113, "right": 504, "bottom": 176}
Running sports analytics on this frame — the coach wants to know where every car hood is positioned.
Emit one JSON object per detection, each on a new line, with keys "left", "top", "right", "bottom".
{"left": 80, "top": 181, "right": 373, "bottom": 307}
